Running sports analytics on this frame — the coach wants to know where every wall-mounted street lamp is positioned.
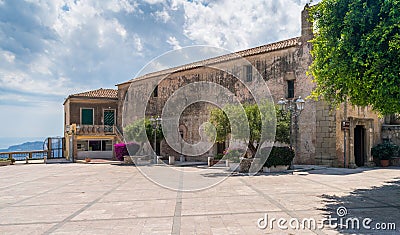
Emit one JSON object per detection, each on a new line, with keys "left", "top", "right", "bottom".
{"left": 277, "top": 96, "right": 305, "bottom": 149}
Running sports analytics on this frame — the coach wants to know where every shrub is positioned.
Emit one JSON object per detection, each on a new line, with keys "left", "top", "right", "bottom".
{"left": 371, "top": 141, "right": 399, "bottom": 161}
{"left": 126, "top": 142, "right": 140, "bottom": 155}
{"left": 214, "top": 153, "right": 224, "bottom": 160}
{"left": 262, "top": 146, "right": 295, "bottom": 168}
{"left": 114, "top": 143, "right": 129, "bottom": 161}
{"left": 224, "top": 148, "right": 245, "bottom": 163}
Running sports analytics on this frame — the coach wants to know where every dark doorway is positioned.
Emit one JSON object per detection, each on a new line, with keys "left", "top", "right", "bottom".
{"left": 354, "top": 125, "right": 365, "bottom": 167}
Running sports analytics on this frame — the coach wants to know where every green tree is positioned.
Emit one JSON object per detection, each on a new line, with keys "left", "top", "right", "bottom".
{"left": 124, "top": 118, "right": 164, "bottom": 153}
{"left": 309, "top": 0, "right": 400, "bottom": 115}
{"left": 207, "top": 102, "right": 281, "bottom": 158}
{"left": 276, "top": 110, "right": 290, "bottom": 144}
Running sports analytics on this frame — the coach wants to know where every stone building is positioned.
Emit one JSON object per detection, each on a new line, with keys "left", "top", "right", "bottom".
{"left": 114, "top": 5, "right": 384, "bottom": 167}
{"left": 64, "top": 88, "right": 122, "bottom": 160}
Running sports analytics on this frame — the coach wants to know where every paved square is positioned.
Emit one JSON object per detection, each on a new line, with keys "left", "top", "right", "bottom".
{"left": 0, "top": 163, "right": 399, "bottom": 234}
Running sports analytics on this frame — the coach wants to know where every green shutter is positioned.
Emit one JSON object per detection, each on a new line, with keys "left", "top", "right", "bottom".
{"left": 104, "top": 110, "right": 115, "bottom": 126}
{"left": 81, "top": 109, "right": 93, "bottom": 125}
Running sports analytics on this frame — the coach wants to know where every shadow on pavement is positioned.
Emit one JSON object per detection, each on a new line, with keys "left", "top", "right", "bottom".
{"left": 308, "top": 166, "right": 400, "bottom": 176}
{"left": 319, "top": 178, "right": 400, "bottom": 234}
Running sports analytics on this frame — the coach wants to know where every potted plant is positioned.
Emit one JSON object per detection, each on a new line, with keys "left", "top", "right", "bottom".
{"left": 262, "top": 146, "right": 295, "bottom": 172}
{"left": 7, "top": 156, "right": 15, "bottom": 165}
{"left": 371, "top": 141, "right": 398, "bottom": 167}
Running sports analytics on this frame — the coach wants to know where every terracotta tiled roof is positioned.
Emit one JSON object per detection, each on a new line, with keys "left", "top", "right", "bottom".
{"left": 70, "top": 88, "right": 118, "bottom": 99}
{"left": 120, "top": 37, "right": 300, "bottom": 85}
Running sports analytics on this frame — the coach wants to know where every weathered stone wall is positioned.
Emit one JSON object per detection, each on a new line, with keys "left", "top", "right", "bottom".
{"left": 118, "top": 6, "right": 318, "bottom": 163}
{"left": 335, "top": 103, "right": 383, "bottom": 167}
{"left": 381, "top": 125, "right": 400, "bottom": 146}
{"left": 315, "top": 101, "right": 337, "bottom": 166}
{"left": 116, "top": 5, "right": 382, "bottom": 167}
{"left": 117, "top": 83, "right": 130, "bottom": 131}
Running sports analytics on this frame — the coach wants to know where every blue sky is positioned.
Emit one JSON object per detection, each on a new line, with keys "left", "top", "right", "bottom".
{"left": 0, "top": 0, "right": 312, "bottom": 143}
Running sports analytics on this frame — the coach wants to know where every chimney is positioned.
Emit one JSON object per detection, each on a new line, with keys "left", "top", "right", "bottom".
{"left": 301, "top": 4, "right": 313, "bottom": 42}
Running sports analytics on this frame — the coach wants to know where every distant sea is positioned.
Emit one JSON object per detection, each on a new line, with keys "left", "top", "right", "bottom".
{"left": 0, "top": 137, "right": 46, "bottom": 150}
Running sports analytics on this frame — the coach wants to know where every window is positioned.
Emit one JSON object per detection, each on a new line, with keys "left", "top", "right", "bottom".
{"left": 245, "top": 65, "right": 252, "bottom": 82}
{"left": 102, "top": 140, "right": 113, "bottom": 151}
{"left": 287, "top": 80, "right": 294, "bottom": 99}
{"left": 77, "top": 140, "right": 88, "bottom": 151}
{"left": 81, "top": 108, "right": 94, "bottom": 125}
{"left": 89, "top": 140, "right": 101, "bottom": 151}
{"left": 103, "top": 110, "right": 115, "bottom": 126}
{"left": 77, "top": 140, "right": 113, "bottom": 151}
{"left": 153, "top": 85, "right": 158, "bottom": 97}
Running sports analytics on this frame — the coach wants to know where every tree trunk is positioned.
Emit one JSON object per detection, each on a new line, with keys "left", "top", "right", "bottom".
{"left": 248, "top": 141, "right": 257, "bottom": 158}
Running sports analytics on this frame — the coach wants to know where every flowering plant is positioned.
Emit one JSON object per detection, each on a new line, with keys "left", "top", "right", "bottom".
{"left": 114, "top": 143, "right": 129, "bottom": 161}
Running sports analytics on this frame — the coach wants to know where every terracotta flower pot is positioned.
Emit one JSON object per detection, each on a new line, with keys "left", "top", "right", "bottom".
{"left": 380, "top": 159, "right": 390, "bottom": 167}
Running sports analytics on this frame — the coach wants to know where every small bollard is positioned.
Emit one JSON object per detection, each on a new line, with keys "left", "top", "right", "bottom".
{"left": 225, "top": 159, "right": 229, "bottom": 167}
{"left": 44, "top": 156, "right": 47, "bottom": 164}
{"left": 180, "top": 155, "right": 185, "bottom": 162}
{"left": 169, "top": 156, "right": 175, "bottom": 165}
{"left": 208, "top": 157, "right": 214, "bottom": 167}
{"left": 156, "top": 156, "right": 163, "bottom": 164}
{"left": 25, "top": 156, "right": 29, "bottom": 164}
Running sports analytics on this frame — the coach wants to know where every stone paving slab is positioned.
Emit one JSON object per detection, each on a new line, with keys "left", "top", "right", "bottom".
{"left": 0, "top": 163, "right": 399, "bottom": 234}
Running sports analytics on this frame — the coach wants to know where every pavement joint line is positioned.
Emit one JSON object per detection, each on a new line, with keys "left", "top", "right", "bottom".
{"left": 0, "top": 168, "right": 84, "bottom": 191}
{"left": 43, "top": 172, "right": 136, "bottom": 235}
{"left": 0, "top": 179, "right": 80, "bottom": 211}
{"left": 0, "top": 210, "right": 285, "bottom": 227}
{"left": 171, "top": 171, "right": 184, "bottom": 235}
{"left": 295, "top": 175, "right": 349, "bottom": 192}
{"left": 297, "top": 175, "right": 400, "bottom": 211}
{"left": 239, "top": 178, "right": 327, "bottom": 235}
{"left": 3, "top": 203, "right": 400, "bottom": 228}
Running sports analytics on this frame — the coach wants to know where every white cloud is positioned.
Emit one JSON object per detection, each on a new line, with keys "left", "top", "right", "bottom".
{"left": 107, "top": 0, "right": 137, "bottom": 13}
{"left": 2, "top": 50, "right": 15, "bottom": 63}
{"left": 0, "top": 0, "right": 313, "bottom": 139}
{"left": 166, "top": 36, "right": 182, "bottom": 50}
{"left": 142, "top": 0, "right": 164, "bottom": 4}
{"left": 0, "top": 70, "right": 73, "bottom": 96}
{"left": 153, "top": 9, "right": 171, "bottom": 23}
{"left": 133, "top": 35, "right": 143, "bottom": 52}
{"left": 180, "top": 0, "right": 310, "bottom": 50}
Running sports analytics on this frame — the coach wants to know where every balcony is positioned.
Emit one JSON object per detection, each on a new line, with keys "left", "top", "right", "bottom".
{"left": 66, "top": 125, "right": 124, "bottom": 143}
{"left": 78, "top": 125, "right": 117, "bottom": 135}
{"left": 66, "top": 124, "right": 115, "bottom": 135}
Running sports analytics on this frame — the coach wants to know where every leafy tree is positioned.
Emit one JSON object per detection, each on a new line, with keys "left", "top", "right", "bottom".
{"left": 309, "top": 0, "right": 400, "bottom": 115}
{"left": 207, "top": 102, "right": 283, "bottom": 158}
{"left": 123, "top": 118, "right": 164, "bottom": 154}
{"left": 275, "top": 109, "right": 290, "bottom": 144}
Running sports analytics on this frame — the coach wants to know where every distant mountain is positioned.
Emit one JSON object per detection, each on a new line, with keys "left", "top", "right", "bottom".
{"left": 0, "top": 141, "right": 44, "bottom": 152}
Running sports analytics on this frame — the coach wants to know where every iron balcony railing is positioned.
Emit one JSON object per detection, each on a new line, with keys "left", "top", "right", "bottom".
{"left": 0, "top": 150, "right": 48, "bottom": 161}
